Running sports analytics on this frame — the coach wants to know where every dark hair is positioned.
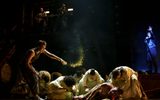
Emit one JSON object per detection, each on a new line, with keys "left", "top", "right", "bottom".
{"left": 112, "top": 70, "right": 120, "bottom": 79}
{"left": 38, "top": 40, "right": 47, "bottom": 46}
{"left": 42, "top": 74, "right": 50, "bottom": 82}
{"left": 51, "top": 72, "right": 62, "bottom": 80}
{"left": 39, "top": 71, "right": 51, "bottom": 83}
{"left": 108, "top": 87, "right": 123, "bottom": 99}
{"left": 64, "top": 76, "right": 76, "bottom": 87}
{"left": 89, "top": 69, "right": 96, "bottom": 75}
{"left": 112, "top": 67, "right": 125, "bottom": 79}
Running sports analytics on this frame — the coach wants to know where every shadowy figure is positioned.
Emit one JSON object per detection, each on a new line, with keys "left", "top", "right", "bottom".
{"left": 144, "top": 26, "right": 159, "bottom": 73}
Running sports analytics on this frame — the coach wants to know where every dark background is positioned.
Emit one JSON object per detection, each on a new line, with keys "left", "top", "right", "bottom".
{"left": 1, "top": 0, "right": 160, "bottom": 78}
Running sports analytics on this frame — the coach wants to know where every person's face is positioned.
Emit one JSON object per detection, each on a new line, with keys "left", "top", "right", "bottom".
{"left": 39, "top": 44, "right": 46, "bottom": 52}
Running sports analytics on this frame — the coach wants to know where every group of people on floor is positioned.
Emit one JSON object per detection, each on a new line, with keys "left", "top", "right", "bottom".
{"left": 10, "top": 40, "right": 148, "bottom": 100}
{"left": 13, "top": 67, "right": 148, "bottom": 100}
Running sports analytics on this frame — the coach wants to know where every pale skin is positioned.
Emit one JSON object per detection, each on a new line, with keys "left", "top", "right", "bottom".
{"left": 25, "top": 42, "right": 67, "bottom": 76}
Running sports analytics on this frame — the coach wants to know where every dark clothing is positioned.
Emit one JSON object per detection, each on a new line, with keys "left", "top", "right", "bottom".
{"left": 34, "top": 12, "right": 48, "bottom": 34}
{"left": 20, "top": 49, "right": 40, "bottom": 95}
{"left": 21, "top": 65, "right": 39, "bottom": 95}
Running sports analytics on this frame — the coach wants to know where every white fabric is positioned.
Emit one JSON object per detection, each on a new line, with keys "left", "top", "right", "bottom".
{"left": 78, "top": 69, "right": 104, "bottom": 95}
{"left": 108, "top": 66, "right": 144, "bottom": 99}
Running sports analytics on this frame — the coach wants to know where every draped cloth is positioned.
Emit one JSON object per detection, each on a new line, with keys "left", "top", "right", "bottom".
{"left": 108, "top": 66, "right": 148, "bottom": 100}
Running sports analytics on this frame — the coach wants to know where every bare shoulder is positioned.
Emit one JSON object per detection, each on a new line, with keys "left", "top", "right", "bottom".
{"left": 27, "top": 48, "right": 35, "bottom": 56}
{"left": 29, "top": 49, "right": 35, "bottom": 53}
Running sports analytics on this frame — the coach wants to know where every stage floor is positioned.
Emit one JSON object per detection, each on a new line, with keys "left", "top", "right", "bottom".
{"left": 139, "top": 73, "right": 160, "bottom": 99}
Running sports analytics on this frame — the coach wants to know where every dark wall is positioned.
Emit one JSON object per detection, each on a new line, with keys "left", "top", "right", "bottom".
{"left": 1, "top": 0, "right": 160, "bottom": 77}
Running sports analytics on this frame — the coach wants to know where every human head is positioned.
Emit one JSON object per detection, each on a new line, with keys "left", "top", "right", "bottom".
{"left": 39, "top": 70, "right": 51, "bottom": 83}
{"left": 112, "top": 68, "right": 125, "bottom": 80}
{"left": 89, "top": 68, "right": 97, "bottom": 81}
{"left": 37, "top": 40, "right": 47, "bottom": 52}
{"left": 64, "top": 76, "right": 76, "bottom": 87}
{"left": 89, "top": 68, "right": 96, "bottom": 75}
{"left": 148, "top": 25, "right": 152, "bottom": 31}
{"left": 40, "top": 7, "right": 44, "bottom": 12}
{"left": 51, "top": 72, "right": 62, "bottom": 81}
{"left": 62, "top": 3, "right": 66, "bottom": 7}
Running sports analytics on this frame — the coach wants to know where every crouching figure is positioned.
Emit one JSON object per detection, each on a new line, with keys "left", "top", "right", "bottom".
{"left": 108, "top": 66, "right": 148, "bottom": 100}
{"left": 47, "top": 75, "right": 76, "bottom": 100}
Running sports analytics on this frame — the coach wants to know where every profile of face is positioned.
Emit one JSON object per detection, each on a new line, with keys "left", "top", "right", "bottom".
{"left": 38, "top": 40, "right": 47, "bottom": 52}
{"left": 39, "top": 44, "right": 46, "bottom": 52}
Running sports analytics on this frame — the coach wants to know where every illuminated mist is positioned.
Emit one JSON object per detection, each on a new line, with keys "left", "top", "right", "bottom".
{"left": 69, "top": 45, "right": 84, "bottom": 68}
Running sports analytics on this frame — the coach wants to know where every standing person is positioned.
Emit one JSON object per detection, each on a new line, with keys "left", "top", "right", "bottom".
{"left": 35, "top": 7, "right": 48, "bottom": 33}
{"left": 58, "top": 3, "right": 68, "bottom": 30}
{"left": 59, "top": 3, "right": 68, "bottom": 15}
{"left": 21, "top": 40, "right": 67, "bottom": 100}
{"left": 144, "top": 25, "right": 158, "bottom": 73}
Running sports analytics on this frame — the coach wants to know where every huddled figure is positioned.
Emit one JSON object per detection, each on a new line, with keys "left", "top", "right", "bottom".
{"left": 47, "top": 75, "right": 76, "bottom": 100}
{"left": 51, "top": 72, "right": 62, "bottom": 81}
{"left": 12, "top": 48, "right": 148, "bottom": 100}
{"left": 78, "top": 68, "right": 105, "bottom": 95}
{"left": 39, "top": 70, "right": 51, "bottom": 99}
{"left": 108, "top": 66, "right": 148, "bottom": 100}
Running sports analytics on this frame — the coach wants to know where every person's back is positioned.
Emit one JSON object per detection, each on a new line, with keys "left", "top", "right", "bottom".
{"left": 47, "top": 76, "right": 76, "bottom": 100}
{"left": 108, "top": 66, "right": 148, "bottom": 100}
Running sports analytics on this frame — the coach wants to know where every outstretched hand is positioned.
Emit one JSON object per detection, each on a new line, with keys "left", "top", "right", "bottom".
{"left": 61, "top": 59, "right": 67, "bottom": 65}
